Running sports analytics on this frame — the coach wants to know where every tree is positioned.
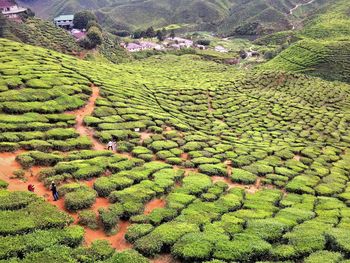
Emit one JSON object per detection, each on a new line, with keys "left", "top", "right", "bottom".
{"left": 239, "top": 49, "right": 247, "bottom": 59}
{"left": 115, "top": 31, "right": 130, "bottom": 37}
{"left": 162, "top": 28, "right": 167, "bottom": 38}
{"left": 0, "top": 13, "right": 7, "bottom": 37}
{"left": 196, "top": 39, "right": 211, "bottom": 46}
{"left": 170, "top": 29, "right": 175, "bottom": 39}
{"left": 145, "top": 27, "right": 155, "bottom": 38}
{"left": 86, "top": 20, "right": 101, "bottom": 31}
{"left": 156, "top": 30, "right": 165, "bottom": 41}
{"left": 133, "top": 31, "right": 142, "bottom": 39}
{"left": 86, "top": 26, "right": 103, "bottom": 48}
{"left": 73, "top": 11, "right": 97, "bottom": 30}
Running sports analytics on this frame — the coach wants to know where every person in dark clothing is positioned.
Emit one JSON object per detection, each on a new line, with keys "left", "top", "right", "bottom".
{"left": 50, "top": 182, "right": 59, "bottom": 201}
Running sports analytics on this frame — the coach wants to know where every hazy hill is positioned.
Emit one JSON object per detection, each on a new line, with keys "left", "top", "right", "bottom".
{"left": 18, "top": 0, "right": 329, "bottom": 34}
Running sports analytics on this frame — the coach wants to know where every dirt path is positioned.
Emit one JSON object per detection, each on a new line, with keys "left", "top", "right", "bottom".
{"left": 289, "top": 0, "right": 316, "bottom": 29}
{"left": 144, "top": 198, "right": 166, "bottom": 215}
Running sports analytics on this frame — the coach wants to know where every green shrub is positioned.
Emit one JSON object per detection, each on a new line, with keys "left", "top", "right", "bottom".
{"left": 0, "top": 200, "right": 72, "bottom": 235}
{"left": 213, "top": 233, "right": 272, "bottom": 261}
{"left": 125, "top": 224, "right": 154, "bottom": 243}
{"left": 172, "top": 232, "right": 214, "bottom": 261}
{"left": 98, "top": 204, "right": 124, "bottom": 232}
{"left": 199, "top": 163, "right": 228, "bottom": 176}
{"left": 104, "top": 249, "right": 149, "bottom": 263}
{"left": 0, "top": 180, "right": 8, "bottom": 189}
{"left": 270, "top": 244, "right": 297, "bottom": 261}
{"left": 0, "top": 190, "right": 37, "bottom": 210}
{"left": 149, "top": 140, "right": 178, "bottom": 151}
{"left": 74, "top": 240, "right": 114, "bottom": 262}
{"left": 245, "top": 218, "right": 288, "bottom": 242}
{"left": 73, "top": 165, "right": 105, "bottom": 179}
{"left": 326, "top": 227, "right": 350, "bottom": 254}
{"left": 231, "top": 169, "right": 257, "bottom": 184}
{"left": 0, "top": 142, "right": 19, "bottom": 152}
{"left": 78, "top": 210, "right": 99, "bottom": 230}
{"left": 304, "top": 250, "right": 343, "bottom": 263}
{"left": 148, "top": 208, "right": 178, "bottom": 225}
{"left": 93, "top": 177, "right": 117, "bottom": 197}
{"left": 64, "top": 189, "right": 97, "bottom": 211}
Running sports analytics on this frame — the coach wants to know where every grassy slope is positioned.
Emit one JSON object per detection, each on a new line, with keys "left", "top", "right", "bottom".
{"left": 4, "top": 18, "right": 81, "bottom": 55}
{"left": 261, "top": 0, "right": 350, "bottom": 83}
{"left": 3, "top": 17, "right": 131, "bottom": 63}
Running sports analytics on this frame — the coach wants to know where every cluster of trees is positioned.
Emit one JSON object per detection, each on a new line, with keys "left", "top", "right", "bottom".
{"left": 133, "top": 27, "right": 175, "bottom": 41}
{"left": 196, "top": 39, "right": 211, "bottom": 46}
{"left": 74, "top": 11, "right": 103, "bottom": 49}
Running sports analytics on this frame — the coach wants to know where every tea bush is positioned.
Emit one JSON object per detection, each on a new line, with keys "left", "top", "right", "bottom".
{"left": 64, "top": 188, "right": 97, "bottom": 211}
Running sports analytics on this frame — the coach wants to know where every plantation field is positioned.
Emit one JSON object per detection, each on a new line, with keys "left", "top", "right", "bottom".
{"left": 1, "top": 35, "right": 350, "bottom": 263}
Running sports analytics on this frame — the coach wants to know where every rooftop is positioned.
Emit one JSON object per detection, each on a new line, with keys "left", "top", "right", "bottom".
{"left": 54, "top": 15, "right": 74, "bottom": 21}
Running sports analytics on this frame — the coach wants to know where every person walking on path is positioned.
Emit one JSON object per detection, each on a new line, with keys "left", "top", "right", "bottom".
{"left": 107, "top": 140, "right": 113, "bottom": 150}
{"left": 50, "top": 182, "right": 59, "bottom": 201}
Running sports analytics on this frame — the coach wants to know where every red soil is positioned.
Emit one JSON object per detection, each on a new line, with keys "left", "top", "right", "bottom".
{"left": 180, "top": 152, "right": 189, "bottom": 160}
{"left": 67, "top": 85, "right": 105, "bottom": 151}
{"left": 144, "top": 198, "right": 166, "bottom": 215}
{"left": 0, "top": 152, "right": 61, "bottom": 205}
{"left": 293, "top": 155, "right": 301, "bottom": 161}
{"left": 207, "top": 90, "right": 214, "bottom": 112}
{"left": 211, "top": 176, "right": 275, "bottom": 194}
{"left": 84, "top": 220, "right": 132, "bottom": 250}
{"left": 140, "top": 132, "right": 154, "bottom": 143}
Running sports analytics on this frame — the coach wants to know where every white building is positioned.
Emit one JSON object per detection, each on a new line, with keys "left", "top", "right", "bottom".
{"left": 54, "top": 14, "right": 74, "bottom": 29}
{"left": 0, "top": 0, "right": 27, "bottom": 19}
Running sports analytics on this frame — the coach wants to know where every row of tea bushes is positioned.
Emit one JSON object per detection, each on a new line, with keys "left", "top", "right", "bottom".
{"left": 127, "top": 183, "right": 350, "bottom": 262}
{"left": 0, "top": 39, "right": 94, "bottom": 152}
{"left": 0, "top": 188, "right": 150, "bottom": 263}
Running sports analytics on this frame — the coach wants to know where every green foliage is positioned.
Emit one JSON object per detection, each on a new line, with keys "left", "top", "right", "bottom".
{"left": 73, "top": 11, "right": 97, "bottom": 30}
{"left": 231, "top": 169, "right": 257, "bottom": 184}
{"left": 78, "top": 210, "right": 99, "bottom": 230}
{"left": 64, "top": 188, "right": 97, "bottom": 211}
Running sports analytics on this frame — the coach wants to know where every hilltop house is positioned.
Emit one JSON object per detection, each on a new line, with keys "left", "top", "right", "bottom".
{"left": 54, "top": 14, "right": 74, "bottom": 29}
{"left": 0, "top": 0, "right": 27, "bottom": 19}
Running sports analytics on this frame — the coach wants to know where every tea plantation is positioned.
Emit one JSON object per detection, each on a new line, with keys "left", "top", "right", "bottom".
{"left": 1, "top": 16, "right": 350, "bottom": 262}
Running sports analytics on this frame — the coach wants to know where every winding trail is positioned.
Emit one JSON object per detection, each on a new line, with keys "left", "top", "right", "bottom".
{"left": 289, "top": 0, "right": 316, "bottom": 29}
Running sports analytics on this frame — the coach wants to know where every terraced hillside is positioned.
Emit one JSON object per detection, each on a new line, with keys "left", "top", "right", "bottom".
{"left": 261, "top": 0, "right": 350, "bottom": 82}
{"left": 18, "top": 0, "right": 329, "bottom": 33}
{"left": 4, "top": 18, "right": 81, "bottom": 55}
{"left": 1, "top": 37, "right": 350, "bottom": 262}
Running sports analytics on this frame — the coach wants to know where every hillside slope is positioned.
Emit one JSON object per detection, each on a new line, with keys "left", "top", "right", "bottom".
{"left": 2, "top": 37, "right": 350, "bottom": 262}
{"left": 19, "top": 0, "right": 329, "bottom": 34}
{"left": 261, "top": 0, "right": 350, "bottom": 82}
